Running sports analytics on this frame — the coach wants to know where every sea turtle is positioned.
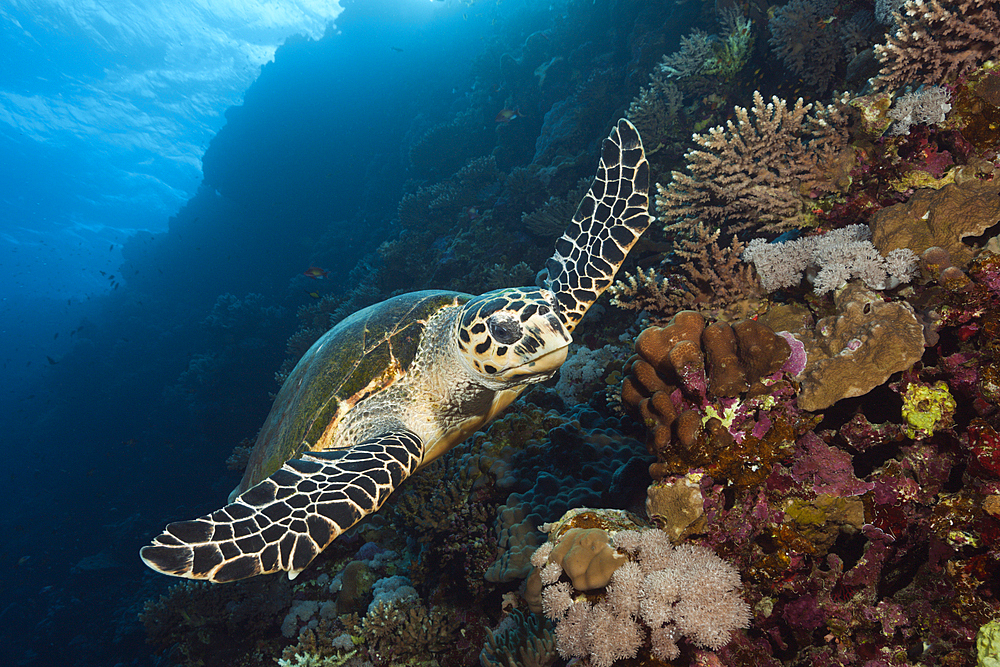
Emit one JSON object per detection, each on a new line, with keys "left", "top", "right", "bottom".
{"left": 140, "top": 119, "right": 652, "bottom": 583}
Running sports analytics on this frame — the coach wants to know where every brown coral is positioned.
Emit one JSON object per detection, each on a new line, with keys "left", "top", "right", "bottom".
{"left": 656, "top": 91, "right": 850, "bottom": 234}
{"left": 790, "top": 282, "right": 926, "bottom": 412}
{"left": 870, "top": 178, "right": 1000, "bottom": 267}
{"left": 621, "top": 312, "right": 793, "bottom": 479}
{"left": 873, "top": 0, "right": 1000, "bottom": 90}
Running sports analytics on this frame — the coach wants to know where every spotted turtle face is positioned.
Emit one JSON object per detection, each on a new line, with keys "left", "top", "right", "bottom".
{"left": 456, "top": 287, "right": 571, "bottom": 385}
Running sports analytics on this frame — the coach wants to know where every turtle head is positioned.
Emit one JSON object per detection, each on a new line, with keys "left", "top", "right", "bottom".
{"left": 456, "top": 287, "right": 571, "bottom": 386}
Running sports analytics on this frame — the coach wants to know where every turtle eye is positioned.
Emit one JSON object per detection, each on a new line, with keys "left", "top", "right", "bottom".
{"left": 487, "top": 313, "right": 522, "bottom": 345}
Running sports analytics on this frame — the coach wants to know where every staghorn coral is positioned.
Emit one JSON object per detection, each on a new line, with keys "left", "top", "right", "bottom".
{"left": 481, "top": 609, "right": 557, "bottom": 667}
{"left": 658, "top": 9, "right": 754, "bottom": 83}
{"left": 141, "top": 576, "right": 292, "bottom": 665}
{"left": 398, "top": 156, "right": 501, "bottom": 235}
{"left": 408, "top": 114, "right": 489, "bottom": 180}
{"left": 347, "top": 597, "right": 462, "bottom": 663}
{"left": 656, "top": 91, "right": 851, "bottom": 234}
{"left": 872, "top": 0, "right": 1000, "bottom": 90}
{"left": 519, "top": 177, "right": 590, "bottom": 238}
{"left": 610, "top": 222, "right": 762, "bottom": 321}
{"left": 767, "top": 0, "right": 843, "bottom": 92}
{"left": 626, "top": 72, "right": 684, "bottom": 156}
{"left": 659, "top": 29, "right": 717, "bottom": 80}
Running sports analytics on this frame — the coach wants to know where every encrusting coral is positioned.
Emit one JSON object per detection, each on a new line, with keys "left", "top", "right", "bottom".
{"left": 779, "top": 281, "right": 926, "bottom": 411}
{"left": 870, "top": 177, "right": 1000, "bottom": 266}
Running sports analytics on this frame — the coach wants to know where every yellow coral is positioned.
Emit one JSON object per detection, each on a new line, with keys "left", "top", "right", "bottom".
{"left": 901, "top": 380, "right": 956, "bottom": 439}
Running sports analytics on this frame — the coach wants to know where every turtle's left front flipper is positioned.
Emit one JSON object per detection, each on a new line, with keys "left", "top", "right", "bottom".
{"left": 140, "top": 431, "right": 423, "bottom": 583}
{"left": 539, "top": 118, "right": 653, "bottom": 333}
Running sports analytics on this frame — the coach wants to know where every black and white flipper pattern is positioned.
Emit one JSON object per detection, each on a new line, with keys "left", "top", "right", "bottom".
{"left": 538, "top": 118, "right": 652, "bottom": 333}
{"left": 140, "top": 432, "right": 423, "bottom": 583}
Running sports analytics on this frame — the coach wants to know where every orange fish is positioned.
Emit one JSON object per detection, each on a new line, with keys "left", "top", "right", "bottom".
{"left": 303, "top": 266, "right": 329, "bottom": 279}
{"left": 495, "top": 107, "right": 523, "bottom": 123}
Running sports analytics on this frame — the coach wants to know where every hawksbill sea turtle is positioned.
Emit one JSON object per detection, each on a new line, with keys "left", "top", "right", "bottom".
{"left": 140, "top": 119, "right": 652, "bottom": 583}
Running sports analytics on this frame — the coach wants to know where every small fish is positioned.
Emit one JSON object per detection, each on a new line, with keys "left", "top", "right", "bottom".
{"left": 53, "top": 332, "right": 58, "bottom": 340}
{"left": 495, "top": 107, "right": 523, "bottom": 123}
{"left": 303, "top": 266, "right": 330, "bottom": 279}
{"left": 306, "top": 290, "right": 321, "bottom": 299}
{"left": 391, "top": 46, "right": 403, "bottom": 52}
{"left": 109, "top": 244, "right": 113, "bottom": 251}
{"left": 46, "top": 356, "right": 58, "bottom": 365}
{"left": 17, "top": 556, "right": 29, "bottom": 567}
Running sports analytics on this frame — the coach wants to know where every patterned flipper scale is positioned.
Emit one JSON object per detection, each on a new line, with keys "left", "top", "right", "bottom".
{"left": 140, "top": 432, "right": 423, "bottom": 582}
{"left": 539, "top": 118, "right": 652, "bottom": 333}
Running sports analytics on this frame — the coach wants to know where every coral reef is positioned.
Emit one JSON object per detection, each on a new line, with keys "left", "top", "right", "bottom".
{"left": 136, "top": 5, "right": 1000, "bottom": 667}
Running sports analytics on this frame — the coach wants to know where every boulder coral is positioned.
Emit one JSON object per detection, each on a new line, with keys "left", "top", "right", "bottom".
{"left": 622, "top": 311, "right": 799, "bottom": 482}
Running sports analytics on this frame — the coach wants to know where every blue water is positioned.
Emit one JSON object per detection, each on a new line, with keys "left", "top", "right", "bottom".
{"left": 0, "top": 0, "right": 700, "bottom": 664}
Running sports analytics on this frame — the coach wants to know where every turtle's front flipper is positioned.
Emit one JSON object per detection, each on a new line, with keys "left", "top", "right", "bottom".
{"left": 539, "top": 118, "right": 653, "bottom": 333}
{"left": 140, "top": 432, "right": 422, "bottom": 583}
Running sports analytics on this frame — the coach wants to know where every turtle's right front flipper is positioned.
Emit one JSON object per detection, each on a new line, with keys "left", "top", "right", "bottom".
{"left": 140, "top": 431, "right": 423, "bottom": 583}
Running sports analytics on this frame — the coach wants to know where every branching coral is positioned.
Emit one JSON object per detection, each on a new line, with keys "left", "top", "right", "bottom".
{"left": 767, "top": 0, "right": 877, "bottom": 92}
{"left": 520, "top": 177, "right": 590, "bottom": 238}
{"left": 481, "top": 609, "right": 557, "bottom": 667}
{"left": 626, "top": 73, "right": 684, "bottom": 157}
{"left": 656, "top": 91, "right": 851, "bottom": 234}
{"left": 872, "top": 0, "right": 1000, "bottom": 90}
{"left": 609, "top": 222, "right": 761, "bottom": 321}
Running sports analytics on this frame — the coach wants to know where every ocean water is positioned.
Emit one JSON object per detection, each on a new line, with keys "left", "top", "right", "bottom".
{"left": 2, "top": 0, "right": 995, "bottom": 665}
